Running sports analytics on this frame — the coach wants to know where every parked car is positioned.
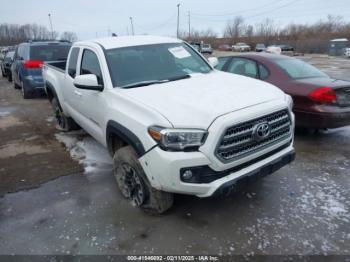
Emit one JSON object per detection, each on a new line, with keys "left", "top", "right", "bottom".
{"left": 255, "top": 43, "right": 266, "bottom": 52}
{"left": 11, "top": 40, "right": 71, "bottom": 98}
{"left": 201, "top": 44, "right": 213, "bottom": 54}
{"left": 344, "top": 48, "right": 350, "bottom": 58}
{"left": 43, "top": 36, "right": 295, "bottom": 213}
{"left": 215, "top": 53, "right": 350, "bottom": 128}
{"left": 266, "top": 45, "right": 282, "bottom": 54}
{"left": 218, "top": 44, "right": 232, "bottom": 51}
{"left": 190, "top": 44, "right": 200, "bottom": 52}
{"left": 1, "top": 51, "right": 14, "bottom": 81}
{"left": 278, "top": 44, "right": 294, "bottom": 52}
{"left": 232, "top": 43, "right": 251, "bottom": 52}
{"left": 190, "top": 42, "right": 201, "bottom": 52}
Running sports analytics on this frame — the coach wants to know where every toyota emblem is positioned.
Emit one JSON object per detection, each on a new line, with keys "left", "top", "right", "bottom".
{"left": 254, "top": 122, "right": 270, "bottom": 141}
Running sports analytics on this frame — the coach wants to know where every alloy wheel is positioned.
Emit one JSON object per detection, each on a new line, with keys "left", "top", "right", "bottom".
{"left": 119, "top": 163, "right": 146, "bottom": 206}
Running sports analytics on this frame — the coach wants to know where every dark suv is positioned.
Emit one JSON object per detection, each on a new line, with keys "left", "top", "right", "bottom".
{"left": 11, "top": 41, "right": 71, "bottom": 98}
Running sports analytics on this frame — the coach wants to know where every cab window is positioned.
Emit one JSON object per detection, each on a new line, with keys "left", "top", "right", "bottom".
{"left": 80, "top": 49, "right": 103, "bottom": 85}
{"left": 67, "top": 47, "right": 80, "bottom": 78}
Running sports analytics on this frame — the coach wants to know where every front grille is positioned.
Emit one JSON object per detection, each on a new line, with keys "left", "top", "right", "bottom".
{"left": 216, "top": 109, "right": 292, "bottom": 162}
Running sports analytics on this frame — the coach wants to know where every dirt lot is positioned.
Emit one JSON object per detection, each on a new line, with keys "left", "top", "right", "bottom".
{"left": 0, "top": 54, "right": 350, "bottom": 256}
{"left": 0, "top": 81, "right": 82, "bottom": 196}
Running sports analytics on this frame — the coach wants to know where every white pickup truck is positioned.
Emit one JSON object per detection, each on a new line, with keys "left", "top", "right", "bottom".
{"left": 43, "top": 36, "right": 295, "bottom": 213}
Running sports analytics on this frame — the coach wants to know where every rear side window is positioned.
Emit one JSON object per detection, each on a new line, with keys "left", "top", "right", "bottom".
{"left": 80, "top": 49, "right": 103, "bottom": 85}
{"left": 228, "top": 58, "right": 258, "bottom": 78}
{"left": 67, "top": 48, "right": 79, "bottom": 78}
{"left": 259, "top": 64, "right": 269, "bottom": 80}
{"left": 29, "top": 44, "right": 71, "bottom": 61}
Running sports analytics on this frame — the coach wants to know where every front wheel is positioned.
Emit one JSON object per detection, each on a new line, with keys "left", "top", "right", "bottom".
{"left": 113, "top": 146, "right": 174, "bottom": 214}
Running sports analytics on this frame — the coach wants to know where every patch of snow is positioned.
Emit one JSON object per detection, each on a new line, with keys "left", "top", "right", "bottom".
{"left": 55, "top": 131, "right": 112, "bottom": 174}
{"left": 0, "top": 111, "right": 10, "bottom": 117}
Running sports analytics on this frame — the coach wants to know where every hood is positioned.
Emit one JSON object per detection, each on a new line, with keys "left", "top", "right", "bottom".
{"left": 120, "top": 71, "right": 285, "bottom": 128}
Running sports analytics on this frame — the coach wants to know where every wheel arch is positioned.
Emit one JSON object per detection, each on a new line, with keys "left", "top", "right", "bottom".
{"left": 106, "top": 120, "right": 146, "bottom": 158}
{"left": 45, "top": 81, "right": 62, "bottom": 110}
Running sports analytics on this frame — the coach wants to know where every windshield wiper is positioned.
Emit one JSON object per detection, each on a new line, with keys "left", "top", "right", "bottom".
{"left": 167, "top": 74, "right": 191, "bottom": 82}
{"left": 121, "top": 74, "right": 191, "bottom": 89}
{"left": 121, "top": 79, "right": 169, "bottom": 89}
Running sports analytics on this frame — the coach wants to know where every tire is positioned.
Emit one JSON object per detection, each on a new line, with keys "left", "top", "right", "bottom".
{"left": 51, "top": 97, "right": 80, "bottom": 131}
{"left": 113, "top": 146, "right": 174, "bottom": 214}
{"left": 1, "top": 69, "right": 5, "bottom": 77}
{"left": 7, "top": 74, "right": 12, "bottom": 82}
{"left": 21, "top": 80, "right": 33, "bottom": 99}
{"left": 13, "top": 78, "right": 20, "bottom": 89}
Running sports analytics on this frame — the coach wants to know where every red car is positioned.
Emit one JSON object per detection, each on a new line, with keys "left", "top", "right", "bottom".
{"left": 216, "top": 53, "right": 350, "bottom": 128}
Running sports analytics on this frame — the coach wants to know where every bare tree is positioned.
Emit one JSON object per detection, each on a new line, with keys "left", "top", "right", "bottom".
{"left": 255, "top": 18, "right": 278, "bottom": 45}
{"left": 223, "top": 16, "right": 244, "bottom": 43}
{"left": 60, "top": 31, "right": 78, "bottom": 42}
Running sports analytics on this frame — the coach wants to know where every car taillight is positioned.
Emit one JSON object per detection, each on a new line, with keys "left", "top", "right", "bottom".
{"left": 308, "top": 87, "right": 336, "bottom": 104}
{"left": 23, "top": 60, "right": 43, "bottom": 69}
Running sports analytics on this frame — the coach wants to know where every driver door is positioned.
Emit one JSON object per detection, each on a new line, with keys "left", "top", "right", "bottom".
{"left": 74, "top": 48, "right": 106, "bottom": 144}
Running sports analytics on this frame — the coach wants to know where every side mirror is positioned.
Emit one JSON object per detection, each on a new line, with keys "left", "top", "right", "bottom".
{"left": 208, "top": 57, "right": 218, "bottom": 68}
{"left": 73, "top": 74, "right": 103, "bottom": 91}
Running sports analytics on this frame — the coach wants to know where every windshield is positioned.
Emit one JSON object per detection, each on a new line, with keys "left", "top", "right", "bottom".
{"left": 274, "top": 58, "right": 328, "bottom": 79}
{"left": 106, "top": 43, "right": 212, "bottom": 88}
{"left": 30, "top": 44, "right": 71, "bottom": 61}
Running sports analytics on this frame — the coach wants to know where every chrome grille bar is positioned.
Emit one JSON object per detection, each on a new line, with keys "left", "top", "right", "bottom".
{"left": 216, "top": 109, "right": 292, "bottom": 162}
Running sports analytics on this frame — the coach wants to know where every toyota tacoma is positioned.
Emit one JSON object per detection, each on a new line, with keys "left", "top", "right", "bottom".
{"left": 43, "top": 36, "right": 295, "bottom": 213}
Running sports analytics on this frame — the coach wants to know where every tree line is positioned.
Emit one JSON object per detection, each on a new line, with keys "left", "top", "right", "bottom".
{"left": 181, "top": 15, "right": 350, "bottom": 53}
{"left": 0, "top": 23, "right": 78, "bottom": 46}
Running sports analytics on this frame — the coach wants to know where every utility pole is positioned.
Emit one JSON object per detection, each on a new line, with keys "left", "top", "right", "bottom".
{"left": 48, "top": 13, "right": 54, "bottom": 40}
{"left": 177, "top": 3, "right": 180, "bottom": 38}
{"left": 129, "top": 17, "right": 134, "bottom": 35}
{"left": 188, "top": 11, "right": 191, "bottom": 39}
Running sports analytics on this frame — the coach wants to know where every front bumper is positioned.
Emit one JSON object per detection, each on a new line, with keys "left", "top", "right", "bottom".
{"left": 139, "top": 143, "right": 295, "bottom": 197}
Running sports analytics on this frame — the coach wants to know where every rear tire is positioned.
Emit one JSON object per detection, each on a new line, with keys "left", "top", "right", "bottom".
{"left": 51, "top": 97, "right": 80, "bottom": 131}
{"left": 113, "top": 146, "right": 174, "bottom": 214}
{"left": 21, "top": 81, "right": 33, "bottom": 99}
{"left": 7, "top": 75, "right": 12, "bottom": 82}
{"left": 13, "top": 79, "right": 20, "bottom": 89}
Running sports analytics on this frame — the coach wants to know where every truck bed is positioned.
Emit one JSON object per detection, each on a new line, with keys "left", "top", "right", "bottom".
{"left": 45, "top": 61, "right": 67, "bottom": 72}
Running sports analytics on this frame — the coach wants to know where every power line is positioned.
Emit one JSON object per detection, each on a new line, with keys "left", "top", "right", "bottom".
{"left": 186, "top": 0, "right": 303, "bottom": 23}
{"left": 191, "top": 0, "right": 285, "bottom": 17}
{"left": 133, "top": 14, "right": 177, "bottom": 32}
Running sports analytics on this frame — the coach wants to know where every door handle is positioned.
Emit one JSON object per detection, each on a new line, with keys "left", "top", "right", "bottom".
{"left": 74, "top": 90, "right": 82, "bottom": 97}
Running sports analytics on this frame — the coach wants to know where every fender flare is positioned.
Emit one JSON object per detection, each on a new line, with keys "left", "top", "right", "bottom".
{"left": 106, "top": 120, "right": 146, "bottom": 157}
{"left": 45, "top": 81, "right": 62, "bottom": 110}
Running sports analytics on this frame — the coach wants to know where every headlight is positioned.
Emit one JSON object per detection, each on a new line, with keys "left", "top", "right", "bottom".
{"left": 285, "top": 94, "right": 294, "bottom": 111}
{"left": 148, "top": 126, "right": 207, "bottom": 151}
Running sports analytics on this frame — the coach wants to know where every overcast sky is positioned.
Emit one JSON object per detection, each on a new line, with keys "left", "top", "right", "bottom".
{"left": 0, "top": 0, "right": 349, "bottom": 40}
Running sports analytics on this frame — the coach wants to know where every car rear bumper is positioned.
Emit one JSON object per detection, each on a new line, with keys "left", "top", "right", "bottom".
{"left": 23, "top": 76, "right": 45, "bottom": 90}
{"left": 295, "top": 109, "right": 350, "bottom": 128}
